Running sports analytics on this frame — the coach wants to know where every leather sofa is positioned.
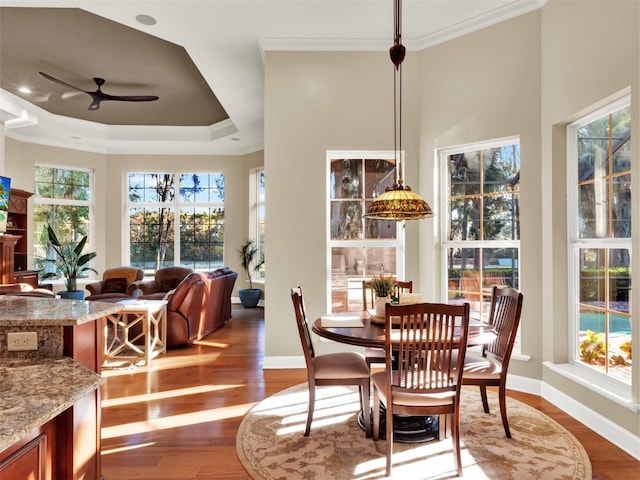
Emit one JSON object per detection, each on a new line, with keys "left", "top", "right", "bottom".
{"left": 85, "top": 267, "right": 145, "bottom": 301}
{"left": 140, "top": 267, "right": 237, "bottom": 347}
{"left": 0, "top": 283, "right": 57, "bottom": 297}
{"left": 132, "top": 266, "right": 193, "bottom": 299}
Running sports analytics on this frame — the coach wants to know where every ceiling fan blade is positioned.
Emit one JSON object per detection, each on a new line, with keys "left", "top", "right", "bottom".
{"left": 94, "top": 92, "right": 159, "bottom": 102}
{"left": 88, "top": 97, "right": 101, "bottom": 110}
{"left": 39, "top": 71, "right": 88, "bottom": 93}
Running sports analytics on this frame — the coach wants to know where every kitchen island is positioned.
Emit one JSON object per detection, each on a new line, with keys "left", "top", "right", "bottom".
{"left": 0, "top": 296, "right": 123, "bottom": 480}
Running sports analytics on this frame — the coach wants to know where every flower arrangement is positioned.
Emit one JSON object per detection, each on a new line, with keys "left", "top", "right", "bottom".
{"left": 369, "top": 274, "right": 395, "bottom": 298}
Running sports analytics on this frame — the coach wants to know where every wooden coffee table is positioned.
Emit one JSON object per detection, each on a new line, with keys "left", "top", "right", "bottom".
{"left": 103, "top": 299, "right": 167, "bottom": 366}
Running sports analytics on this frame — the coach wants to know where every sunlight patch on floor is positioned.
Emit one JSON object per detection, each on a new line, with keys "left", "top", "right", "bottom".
{"left": 101, "top": 441, "right": 155, "bottom": 456}
{"left": 101, "top": 402, "right": 257, "bottom": 439}
{"left": 101, "top": 384, "right": 243, "bottom": 408}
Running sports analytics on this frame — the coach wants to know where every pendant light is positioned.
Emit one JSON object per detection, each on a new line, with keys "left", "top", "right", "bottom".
{"left": 364, "top": 0, "right": 434, "bottom": 221}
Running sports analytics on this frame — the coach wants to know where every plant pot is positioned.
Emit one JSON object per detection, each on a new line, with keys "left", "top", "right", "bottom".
{"left": 374, "top": 296, "right": 390, "bottom": 318}
{"left": 239, "top": 288, "right": 261, "bottom": 308}
{"left": 57, "top": 290, "right": 85, "bottom": 300}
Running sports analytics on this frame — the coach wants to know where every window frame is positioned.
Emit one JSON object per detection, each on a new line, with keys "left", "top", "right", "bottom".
{"left": 439, "top": 136, "right": 521, "bottom": 331}
{"left": 249, "top": 167, "right": 265, "bottom": 281}
{"left": 33, "top": 164, "right": 95, "bottom": 278}
{"left": 326, "top": 150, "right": 405, "bottom": 313}
{"left": 125, "top": 171, "right": 225, "bottom": 272}
{"left": 566, "top": 95, "right": 632, "bottom": 386}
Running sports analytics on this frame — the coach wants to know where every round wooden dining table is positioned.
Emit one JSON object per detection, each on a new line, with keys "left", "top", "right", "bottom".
{"left": 311, "top": 311, "right": 497, "bottom": 349}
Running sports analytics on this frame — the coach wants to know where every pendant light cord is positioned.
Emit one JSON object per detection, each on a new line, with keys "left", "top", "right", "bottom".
{"left": 393, "top": 0, "right": 403, "bottom": 186}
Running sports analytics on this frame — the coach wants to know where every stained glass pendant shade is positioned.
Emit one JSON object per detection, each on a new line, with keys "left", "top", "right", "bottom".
{"left": 364, "top": 0, "right": 434, "bottom": 221}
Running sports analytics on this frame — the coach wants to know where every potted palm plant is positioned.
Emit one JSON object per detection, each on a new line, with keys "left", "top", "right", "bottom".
{"left": 237, "top": 238, "right": 263, "bottom": 308}
{"left": 40, "top": 224, "right": 97, "bottom": 300}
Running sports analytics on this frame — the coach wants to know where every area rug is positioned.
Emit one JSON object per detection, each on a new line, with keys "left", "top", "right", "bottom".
{"left": 236, "top": 384, "right": 591, "bottom": 480}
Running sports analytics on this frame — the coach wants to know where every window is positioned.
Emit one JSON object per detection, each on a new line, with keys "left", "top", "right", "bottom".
{"left": 567, "top": 98, "right": 631, "bottom": 385}
{"left": 127, "top": 173, "right": 224, "bottom": 272}
{"left": 33, "top": 165, "right": 94, "bottom": 277}
{"left": 441, "top": 138, "right": 520, "bottom": 322}
{"left": 249, "top": 168, "right": 265, "bottom": 280}
{"left": 327, "top": 152, "right": 403, "bottom": 312}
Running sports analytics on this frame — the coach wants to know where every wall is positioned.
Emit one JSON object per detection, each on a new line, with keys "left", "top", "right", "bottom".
{"left": 418, "top": 11, "right": 543, "bottom": 380}
{"left": 541, "top": 0, "right": 639, "bottom": 439}
{"left": 264, "top": 50, "right": 422, "bottom": 360}
{"left": 3, "top": 138, "right": 263, "bottom": 297}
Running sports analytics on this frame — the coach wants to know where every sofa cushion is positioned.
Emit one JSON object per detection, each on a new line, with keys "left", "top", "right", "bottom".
{"left": 159, "top": 277, "right": 181, "bottom": 292}
{"left": 102, "top": 277, "right": 128, "bottom": 293}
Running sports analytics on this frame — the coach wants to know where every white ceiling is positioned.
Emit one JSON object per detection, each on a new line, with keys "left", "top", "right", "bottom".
{"left": 0, "top": 0, "right": 545, "bottom": 155}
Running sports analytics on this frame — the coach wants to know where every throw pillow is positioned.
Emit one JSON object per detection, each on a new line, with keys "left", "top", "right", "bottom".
{"left": 102, "top": 277, "right": 128, "bottom": 294}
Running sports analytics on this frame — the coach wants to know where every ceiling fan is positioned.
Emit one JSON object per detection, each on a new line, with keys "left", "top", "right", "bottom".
{"left": 39, "top": 71, "right": 159, "bottom": 111}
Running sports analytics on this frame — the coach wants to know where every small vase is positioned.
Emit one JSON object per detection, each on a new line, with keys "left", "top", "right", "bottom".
{"left": 374, "top": 296, "right": 389, "bottom": 318}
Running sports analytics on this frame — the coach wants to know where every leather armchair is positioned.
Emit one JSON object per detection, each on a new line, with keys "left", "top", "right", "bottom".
{"left": 85, "top": 267, "right": 144, "bottom": 301}
{"left": 132, "top": 266, "right": 193, "bottom": 300}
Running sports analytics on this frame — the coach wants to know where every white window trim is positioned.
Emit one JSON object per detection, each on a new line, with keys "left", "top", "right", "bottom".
{"left": 438, "top": 136, "right": 522, "bottom": 354}
{"left": 249, "top": 167, "right": 265, "bottom": 279}
{"left": 124, "top": 171, "right": 225, "bottom": 269}
{"left": 565, "top": 94, "right": 633, "bottom": 390}
{"left": 34, "top": 163, "right": 95, "bottom": 266}
{"left": 326, "top": 150, "right": 406, "bottom": 312}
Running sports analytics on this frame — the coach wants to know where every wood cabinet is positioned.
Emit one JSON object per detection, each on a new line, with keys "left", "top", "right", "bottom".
{"left": 0, "top": 234, "right": 20, "bottom": 284}
{"left": 0, "top": 421, "right": 54, "bottom": 480}
{"left": 5, "top": 189, "right": 38, "bottom": 287}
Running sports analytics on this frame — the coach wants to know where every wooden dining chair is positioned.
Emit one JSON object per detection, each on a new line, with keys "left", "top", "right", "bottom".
{"left": 372, "top": 301, "right": 470, "bottom": 477}
{"left": 458, "top": 286, "right": 523, "bottom": 438}
{"left": 362, "top": 280, "right": 413, "bottom": 370}
{"left": 291, "top": 287, "right": 372, "bottom": 437}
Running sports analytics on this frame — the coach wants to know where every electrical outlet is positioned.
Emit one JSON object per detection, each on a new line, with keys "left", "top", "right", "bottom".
{"left": 7, "top": 332, "right": 38, "bottom": 351}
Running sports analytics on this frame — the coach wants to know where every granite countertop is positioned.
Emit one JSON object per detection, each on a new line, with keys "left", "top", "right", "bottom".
{"left": 0, "top": 356, "right": 103, "bottom": 451}
{"left": 0, "top": 296, "right": 124, "bottom": 327}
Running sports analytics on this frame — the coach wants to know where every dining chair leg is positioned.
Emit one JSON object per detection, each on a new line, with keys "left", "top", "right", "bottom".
{"left": 498, "top": 383, "right": 511, "bottom": 438}
{"left": 385, "top": 399, "right": 393, "bottom": 476}
{"left": 304, "top": 383, "right": 315, "bottom": 436}
{"left": 438, "top": 413, "right": 450, "bottom": 439}
{"left": 479, "top": 385, "right": 490, "bottom": 414}
{"left": 361, "top": 382, "right": 372, "bottom": 438}
{"left": 452, "top": 408, "right": 462, "bottom": 477}
{"left": 372, "top": 389, "right": 380, "bottom": 441}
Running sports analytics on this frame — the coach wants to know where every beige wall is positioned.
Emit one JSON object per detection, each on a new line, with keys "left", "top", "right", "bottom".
{"left": 264, "top": 50, "right": 422, "bottom": 358}
{"left": 541, "top": 0, "right": 639, "bottom": 435}
{"left": 3, "top": 138, "right": 263, "bottom": 297}
{"left": 418, "top": 10, "right": 543, "bottom": 383}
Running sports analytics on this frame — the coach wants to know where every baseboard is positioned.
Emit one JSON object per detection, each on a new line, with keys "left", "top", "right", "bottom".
{"left": 262, "top": 356, "right": 306, "bottom": 369}
{"left": 541, "top": 381, "right": 640, "bottom": 460}
{"left": 262, "top": 356, "right": 640, "bottom": 460}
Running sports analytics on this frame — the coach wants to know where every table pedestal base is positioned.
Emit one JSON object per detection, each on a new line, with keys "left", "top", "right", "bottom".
{"left": 358, "top": 408, "right": 439, "bottom": 443}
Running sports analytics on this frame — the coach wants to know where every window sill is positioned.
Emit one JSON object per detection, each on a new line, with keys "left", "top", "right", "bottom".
{"left": 511, "top": 352, "right": 531, "bottom": 362}
{"left": 543, "top": 361, "right": 638, "bottom": 412}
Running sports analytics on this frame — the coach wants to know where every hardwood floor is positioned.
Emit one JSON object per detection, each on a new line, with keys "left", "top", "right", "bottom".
{"left": 100, "top": 306, "right": 639, "bottom": 479}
